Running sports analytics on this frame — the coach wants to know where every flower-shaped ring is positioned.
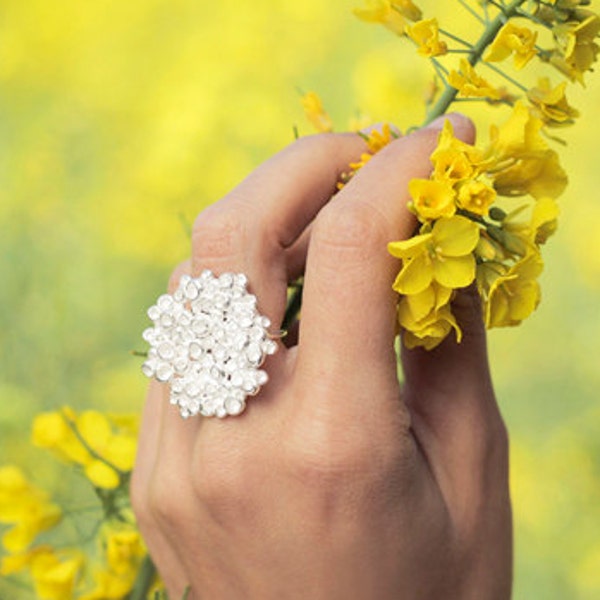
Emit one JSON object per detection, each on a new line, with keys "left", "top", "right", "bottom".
{"left": 141, "top": 270, "right": 278, "bottom": 418}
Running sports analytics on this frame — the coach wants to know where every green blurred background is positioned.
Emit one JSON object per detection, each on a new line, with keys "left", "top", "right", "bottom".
{"left": 1, "top": 0, "right": 599, "bottom": 598}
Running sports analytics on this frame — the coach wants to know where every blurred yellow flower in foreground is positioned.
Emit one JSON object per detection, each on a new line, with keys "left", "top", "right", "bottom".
{"left": 301, "top": 92, "right": 333, "bottom": 133}
{"left": 1, "top": 545, "right": 82, "bottom": 600}
{"left": 29, "top": 549, "right": 83, "bottom": 600}
{"left": 80, "top": 525, "right": 146, "bottom": 600}
{"left": 32, "top": 408, "right": 137, "bottom": 489}
{"left": 0, "top": 466, "right": 62, "bottom": 554}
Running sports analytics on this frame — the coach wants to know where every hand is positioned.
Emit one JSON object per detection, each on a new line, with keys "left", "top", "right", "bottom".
{"left": 131, "top": 113, "right": 512, "bottom": 600}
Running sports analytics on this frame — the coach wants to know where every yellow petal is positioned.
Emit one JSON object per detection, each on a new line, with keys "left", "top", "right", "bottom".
{"left": 104, "top": 435, "right": 137, "bottom": 472}
{"left": 393, "top": 254, "right": 433, "bottom": 295}
{"left": 77, "top": 411, "right": 112, "bottom": 453}
{"left": 84, "top": 460, "right": 120, "bottom": 489}
{"left": 388, "top": 232, "right": 431, "bottom": 259}
{"left": 433, "top": 216, "right": 480, "bottom": 256}
{"left": 433, "top": 254, "right": 476, "bottom": 288}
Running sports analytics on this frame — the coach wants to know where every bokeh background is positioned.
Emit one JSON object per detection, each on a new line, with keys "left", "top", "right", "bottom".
{"left": 1, "top": 0, "right": 599, "bottom": 598}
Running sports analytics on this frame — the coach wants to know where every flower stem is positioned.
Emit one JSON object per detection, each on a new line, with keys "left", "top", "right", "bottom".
{"left": 423, "top": 0, "right": 528, "bottom": 125}
{"left": 128, "top": 554, "right": 157, "bottom": 600}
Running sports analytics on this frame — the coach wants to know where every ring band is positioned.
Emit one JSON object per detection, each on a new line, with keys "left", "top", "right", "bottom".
{"left": 141, "top": 270, "right": 278, "bottom": 418}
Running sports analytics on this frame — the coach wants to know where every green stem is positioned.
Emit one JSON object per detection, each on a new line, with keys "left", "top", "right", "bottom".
{"left": 481, "top": 60, "right": 529, "bottom": 92}
{"left": 62, "top": 413, "right": 126, "bottom": 480}
{"left": 423, "top": 0, "right": 529, "bottom": 125}
{"left": 128, "top": 554, "right": 157, "bottom": 600}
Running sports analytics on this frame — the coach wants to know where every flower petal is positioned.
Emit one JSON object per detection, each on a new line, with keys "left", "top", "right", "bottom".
{"left": 434, "top": 216, "right": 480, "bottom": 256}
{"left": 433, "top": 254, "right": 476, "bottom": 288}
{"left": 393, "top": 255, "right": 433, "bottom": 295}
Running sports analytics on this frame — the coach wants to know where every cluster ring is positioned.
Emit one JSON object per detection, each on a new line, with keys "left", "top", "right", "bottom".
{"left": 141, "top": 270, "right": 278, "bottom": 418}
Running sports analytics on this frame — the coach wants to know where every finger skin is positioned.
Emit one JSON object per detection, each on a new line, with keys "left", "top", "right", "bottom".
{"left": 132, "top": 119, "right": 512, "bottom": 600}
{"left": 297, "top": 115, "right": 476, "bottom": 413}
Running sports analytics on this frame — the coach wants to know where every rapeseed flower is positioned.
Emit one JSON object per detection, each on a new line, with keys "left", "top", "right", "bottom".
{"left": 301, "top": 92, "right": 333, "bottom": 133}
{"left": 397, "top": 282, "right": 461, "bottom": 350}
{"left": 409, "top": 178, "right": 456, "bottom": 220}
{"left": 389, "top": 216, "right": 480, "bottom": 295}
{"left": 457, "top": 179, "right": 496, "bottom": 216}
{"left": 0, "top": 466, "right": 62, "bottom": 553}
{"left": 553, "top": 12, "right": 600, "bottom": 78}
{"left": 485, "top": 251, "right": 544, "bottom": 328}
{"left": 528, "top": 78, "right": 580, "bottom": 126}
{"left": 353, "top": 0, "right": 422, "bottom": 35}
{"left": 448, "top": 59, "right": 502, "bottom": 100}
{"left": 485, "top": 22, "right": 538, "bottom": 69}
{"left": 407, "top": 18, "right": 448, "bottom": 57}
{"left": 32, "top": 408, "right": 137, "bottom": 490}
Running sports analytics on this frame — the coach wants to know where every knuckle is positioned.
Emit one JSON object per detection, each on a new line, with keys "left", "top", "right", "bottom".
{"left": 189, "top": 446, "right": 247, "bottom": 508}
{"left": 286, "top": 414, "right": 413, "bottom": 491}
{"left": 312, "top": 201, "right": 386, "bottom": 256}
{"left": 147, "top": 463, "right": 189, "bottom": 528}
{"left": 192, "top": 205, "right": 247, "bottom": 262}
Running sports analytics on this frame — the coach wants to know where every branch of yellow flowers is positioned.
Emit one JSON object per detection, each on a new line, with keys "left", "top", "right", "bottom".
{"left": 297, "top": 0, "right": 598, "bottom": 350}
{"left": 424, "top": 0, "right": 529, "bottom": 124}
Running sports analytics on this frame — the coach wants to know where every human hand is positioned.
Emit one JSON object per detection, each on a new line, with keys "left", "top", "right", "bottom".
{"left": 131, "top": 113, "right": 512, "bottom": 600}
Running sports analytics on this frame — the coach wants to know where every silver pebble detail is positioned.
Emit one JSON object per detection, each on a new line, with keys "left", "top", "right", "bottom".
{"left": 142, "top": 270, "right": 277, "bottom": 418}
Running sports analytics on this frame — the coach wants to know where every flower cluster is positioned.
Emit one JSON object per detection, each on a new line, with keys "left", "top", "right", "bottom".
{"left": 390, "top": 106, "right": 563, "bottom": 348}
{"left": 301, "top": 0, "right": 599, "bottom": 349}
{"left": 0, "top": 408, "right": 162, "bottom": 600}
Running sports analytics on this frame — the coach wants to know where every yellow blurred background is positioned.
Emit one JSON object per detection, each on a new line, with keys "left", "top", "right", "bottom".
{"left": 1, "top": 0, "right": 599, "bottom": 598}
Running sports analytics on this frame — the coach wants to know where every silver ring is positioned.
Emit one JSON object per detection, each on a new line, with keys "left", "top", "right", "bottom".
{"left": 141, "top": 270, "right": 278, "bottom": 418}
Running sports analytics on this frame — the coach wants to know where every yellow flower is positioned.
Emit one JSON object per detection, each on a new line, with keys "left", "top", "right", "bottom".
{"left": 389, "top": 216, "right": 480, "bottom": 295}
{"left": 397, "top": 282, "right": 461, "bottom": 350}
{"left": 431, "top": 119, "right": 484, "bottom": 183}
{"left": 503, "top": 197, "right": 560, "bottom": 246}
{"left": 0, "top": 466, "right": 62, "bottom": 553}
{"left": 487, "top": 103, "right": 568, "bottom": 199}
{"left": 29, "top": 548, "right": 83, "bottom": 600}
{"left": 407, "top": 18, "right": 447, "bottom": 57}
{"left": 79, "top": 526, "right": 146, "bottom": 600}
{"left": 409, "top": 178, "right": 456, "bottom": 220}
{"left": 105, "top": 528, "right": 145, "bottom": 576}
{"left": 363, "top": 122, "right": 397, "bottom": 153}
{"left": 493, "top": 148, "right": 567, "bottom": 199}
{"left": 527, "top": 78, "right": 579, "bottom": 126}
{"left": 487, "top": 102, "right": 545, "bottom": 161}
{"left": 301, "top": 91, "right": 333, "bottom": 133}
{"left": 353, "top": 0, "right": 422, "bottom": 36}
{"left": 485, "top": 22, "right": 538, "bottom": 69}
{"left": 531, "top": 197, "right": 559, "bottom": 244}
{"left": 553, "top": 12, "right": 600, "bottom": 78}
{"left": 448, "top": 59, "right": 502, "bottom": 100}
{"left": 485, "top": 251, "right": 544, "bottom": 328}
{"left": 32, "top": 408, "right": 137, "bottom": 489}
{"left": 457, "top": 179, "right": 496, "bottom": 216}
